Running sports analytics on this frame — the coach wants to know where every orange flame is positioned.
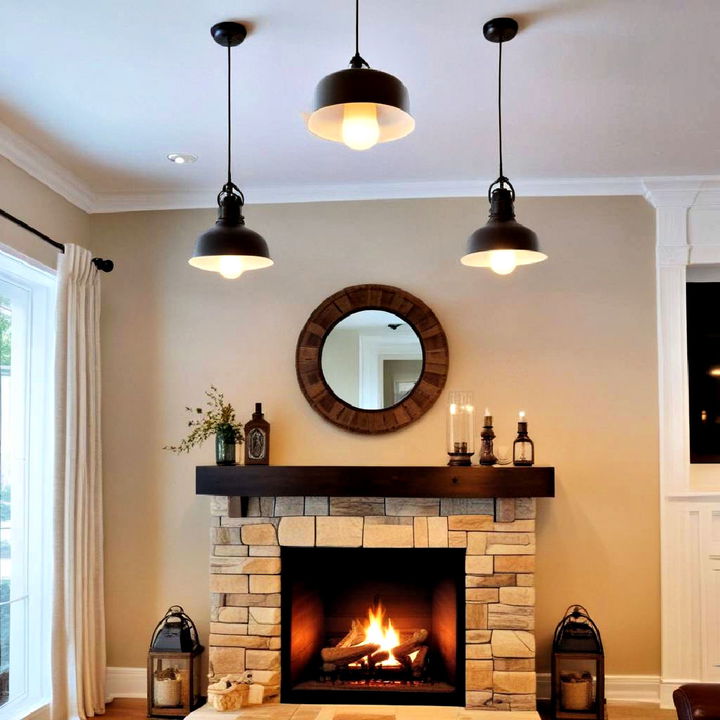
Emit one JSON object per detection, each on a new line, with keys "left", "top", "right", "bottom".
{"left": 362, "top": 603, "right": 401, "bottom": 666}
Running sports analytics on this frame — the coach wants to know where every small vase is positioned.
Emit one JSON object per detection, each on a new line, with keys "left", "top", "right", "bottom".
{"left": 215, "top": 426, "right": 236, "bottom": 466}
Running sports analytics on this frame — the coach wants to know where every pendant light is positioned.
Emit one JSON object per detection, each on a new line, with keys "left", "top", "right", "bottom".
{"left": 189, "top": 22, "right": 273, "bottom": 280}
{"left": 307, "top": 0, "right": 414, "bottom": 150}
{"left": 461, "top": 18, "right": 547, "bottom": 276}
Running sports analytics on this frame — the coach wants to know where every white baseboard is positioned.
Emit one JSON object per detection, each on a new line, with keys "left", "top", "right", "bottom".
{"left": 537, "top": 673, "right": 660, "bottom": 705}
{"left": 659, "top": 679, "right": 702, "bottom": 709}
{"left": 106, "top": 666, "right": 147, "bottom": 700}
{"left": 106, "top": 667, "right": 663, "bottom": 706}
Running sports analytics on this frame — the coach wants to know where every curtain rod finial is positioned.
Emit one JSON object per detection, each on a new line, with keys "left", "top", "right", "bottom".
{"left": 92, "top": 258, "right": 114, "bottom": 273}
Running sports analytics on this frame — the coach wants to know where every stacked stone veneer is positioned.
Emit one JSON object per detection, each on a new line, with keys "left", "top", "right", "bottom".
{"left": 208, "top": 496, "right": 537, "bottom": 711}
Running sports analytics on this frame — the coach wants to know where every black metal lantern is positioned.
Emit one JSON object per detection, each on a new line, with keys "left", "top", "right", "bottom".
{"left": 307, "top": 0, "right": 414, "bottom": 150}
{"left": 461, "top": 18, "right": 547, "bottom": 275}
{"left": 551, "top": 605, "right": 605, "bottom": 720}
{"left": 188, "top": 21, "right": 273, "bottom": 280}
{"left": 148, "top": 606, "right": 204, "bottom": 718}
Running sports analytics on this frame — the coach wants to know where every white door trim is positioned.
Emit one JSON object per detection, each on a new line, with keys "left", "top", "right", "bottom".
{"left": 645, "top": 178, "right": 720, "bottom": 706}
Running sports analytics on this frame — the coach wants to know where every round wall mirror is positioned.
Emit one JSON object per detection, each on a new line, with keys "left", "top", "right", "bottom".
{"left": 322, "top": 309, "right": 423, "bottom": 410}
{"left": 296, "top": 285, "right": 449, "bottom": 434}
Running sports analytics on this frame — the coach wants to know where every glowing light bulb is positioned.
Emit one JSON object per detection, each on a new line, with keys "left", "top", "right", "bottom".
{"left": 489, "top": 250, "right": 518, "bottom": 275}
{"left": 218, "top": 256, "right": 245, "bottom": 279}
{"left": 341, "top": 103, "right": 380, "bottom": 150}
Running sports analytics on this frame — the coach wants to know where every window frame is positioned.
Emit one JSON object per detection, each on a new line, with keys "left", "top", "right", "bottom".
{"left": 0, "top": 246, "right": 54, "bottom": 720}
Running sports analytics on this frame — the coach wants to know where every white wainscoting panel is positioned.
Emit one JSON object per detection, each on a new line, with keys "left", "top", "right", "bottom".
{"left": 106, "top": 666, "right": 147, "bottom": 700}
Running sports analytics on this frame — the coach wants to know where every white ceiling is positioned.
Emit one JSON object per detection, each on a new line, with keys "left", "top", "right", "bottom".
{"left": 1, "top": 0, "right": 720, "bottom": 211}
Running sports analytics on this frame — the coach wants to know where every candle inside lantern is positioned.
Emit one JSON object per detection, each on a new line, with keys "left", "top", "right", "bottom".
{"left": 513, "top": 410, "right": 534, "bottom": 466}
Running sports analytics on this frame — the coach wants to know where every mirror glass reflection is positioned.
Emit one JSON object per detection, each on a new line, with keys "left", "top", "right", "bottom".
{"left": 321, "top": 310, "right": 423, "bottom": 410}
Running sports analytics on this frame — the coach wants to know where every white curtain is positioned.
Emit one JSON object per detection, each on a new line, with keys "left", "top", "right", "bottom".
{"left": 52, "top": 244, "right": 106, "bottom": 720}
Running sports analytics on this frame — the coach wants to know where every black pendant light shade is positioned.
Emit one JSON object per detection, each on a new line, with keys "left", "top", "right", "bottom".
{"left": 308, "top": 66, "right": 414, "bottom": 148}
{"left": 461, "top": 18, "right": 547, "bottom": 275}
{"left": 189, "top": 188, "right": 273, "bottom": 279}
{"left": 189, "top": 22, "right": 273, "bottom": 279}
{"left": 462, "top": 184, "right": 547, "bottom": 273}
{"left": 307, "top": 1, "right": 414, "bottom": 150}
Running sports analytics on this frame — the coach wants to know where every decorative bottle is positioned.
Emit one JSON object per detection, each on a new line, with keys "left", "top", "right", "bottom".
{"left": 244, "top": 403, "right": 270, "bottom": 465}
{"left": 513, "top": 411, "right": 534, "bottom": 466}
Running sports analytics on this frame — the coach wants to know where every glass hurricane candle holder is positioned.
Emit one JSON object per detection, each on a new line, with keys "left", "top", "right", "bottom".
{"left": 447, "top": 392, "right": 475, "bottom": 466}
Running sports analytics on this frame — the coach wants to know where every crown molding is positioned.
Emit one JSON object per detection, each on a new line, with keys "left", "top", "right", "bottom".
{"left": 3, "top": 122, "right": 720, "bottom": 214}
{"left": 643, "top": 176, "right": 720, "bottom": 209}
{"left": 0, "top": 121, "right": 96, "bottom": 212}
{"left": 90, "top": 176, "right": 648, "bottom": 213}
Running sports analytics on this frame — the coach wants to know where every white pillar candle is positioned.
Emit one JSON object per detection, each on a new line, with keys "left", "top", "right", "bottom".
{"left": 247, "top": 683, "right": 264, "bottom": 705}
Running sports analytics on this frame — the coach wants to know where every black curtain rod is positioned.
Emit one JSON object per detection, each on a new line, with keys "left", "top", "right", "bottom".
{"left": 0, "top": 208, "right": 114, "bottom": 272}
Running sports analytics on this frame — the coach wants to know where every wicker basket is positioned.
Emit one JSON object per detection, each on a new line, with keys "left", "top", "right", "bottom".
{"left": 207, "top": 680, "right": 249, "bottom": 712}
{"left": 561, "top": 672, "right": 593, "bottom": 711}
{"left": 153, "top": 678, "right": 182, "bottom": 707}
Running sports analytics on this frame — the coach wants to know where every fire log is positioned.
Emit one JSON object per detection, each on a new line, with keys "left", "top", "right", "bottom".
{"left": 411, "top": 645, "right": 429, "bottom": 678}
{"left": 336, "top": 619, "right": 365, "bottom": 648}
{"left": 321, "top": 643, "right": 380, "bottom": 665}
{"left": 367, "top": 650, "right": 390, "bottom": 667}
{"left": 393, "top": 629, "right": 429, "bottom": 668}
{"left": 392, "top": 629, "right": 428, "bottom": 657}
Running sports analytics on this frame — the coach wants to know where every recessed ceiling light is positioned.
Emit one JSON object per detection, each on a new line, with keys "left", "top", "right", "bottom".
{"left": 167, "top": 153, "right": 198, "bottom": 164}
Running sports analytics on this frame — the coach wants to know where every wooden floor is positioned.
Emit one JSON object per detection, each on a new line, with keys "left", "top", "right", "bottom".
{"left": 105, "top": 698, "right": 147, "bottom": 719}
{"left": 107, "top": 699, "right": 676, "bottom": 720}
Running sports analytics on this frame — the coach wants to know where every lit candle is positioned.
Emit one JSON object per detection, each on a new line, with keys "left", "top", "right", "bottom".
{"left": 518, "top": 410, "right": 526, "bottom": 421}
{"left": 484, "top": 407, "right": 492, "bottom": 425}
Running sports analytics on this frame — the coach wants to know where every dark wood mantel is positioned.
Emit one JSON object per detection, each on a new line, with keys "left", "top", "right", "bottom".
{"left": 195, "top": 465, "right": 554, "bottom": 500}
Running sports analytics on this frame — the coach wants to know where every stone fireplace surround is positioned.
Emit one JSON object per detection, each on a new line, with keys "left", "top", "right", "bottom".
{"left": 208, "top": 495, "right": 537, "bottom": 711}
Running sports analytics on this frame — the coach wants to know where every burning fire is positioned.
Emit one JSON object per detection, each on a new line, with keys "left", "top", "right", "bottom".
{"left": 352, "top": 602, "right": 418, "bottom": 667}
{"left": 363, "top": 604, "right": 401, "bottom": 666}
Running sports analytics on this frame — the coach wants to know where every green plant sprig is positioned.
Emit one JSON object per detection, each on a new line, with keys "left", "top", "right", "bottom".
{"left": 164, "top": 385, "right": 244, "bottom": 454}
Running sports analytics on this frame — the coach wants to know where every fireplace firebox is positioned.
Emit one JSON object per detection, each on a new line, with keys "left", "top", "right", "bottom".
{"left": 281, "top": 547, "right": 466, "bottom": 706}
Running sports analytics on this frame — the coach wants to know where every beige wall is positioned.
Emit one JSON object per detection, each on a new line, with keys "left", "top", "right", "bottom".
{"left": 90, "top": 195, "right": 659, "bottom": 675}
{"left": 0, "top": 157, "right": 89, "bottom": 267}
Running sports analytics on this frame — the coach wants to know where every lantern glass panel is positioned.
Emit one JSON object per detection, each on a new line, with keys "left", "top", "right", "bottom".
{"left": 192, "top": 654, "right": 202, "bottom": 707}
{"left": 554, "top": 656, "right": 599, "bottom": 714}
{"left": 151, "top": 655, "right": 189, "bottom": 708}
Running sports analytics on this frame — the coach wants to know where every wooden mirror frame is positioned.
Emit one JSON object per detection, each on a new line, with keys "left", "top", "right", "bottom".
{"left": 296, "top": 284, "right": 449, "bottom": 434}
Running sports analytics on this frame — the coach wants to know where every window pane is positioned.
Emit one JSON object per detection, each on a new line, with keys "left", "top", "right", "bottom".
{"left": 0, "top": 584, "right": 7, "bottom": 707}
{"left": 0, "top": 257, "right": 53, "bottom": 718}
{"left": 687, "top": 282, "right": 720, "bottom": 462}
{"left": 0, "top": 294, "right": 10, "bottom": 707}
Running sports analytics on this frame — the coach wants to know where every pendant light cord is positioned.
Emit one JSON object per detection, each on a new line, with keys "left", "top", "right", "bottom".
{"left": 227, "top": 44, "right": 232, "bottom": 186}
{"left": 498, "top": 40, "right": 504, "bottom": 186}
{"left": 355, "top": 0, "right": 360, "bottom": 57}
{"left": 217, "top": 41, "right": 244, "bottom": 207}
{"left": 350, "top": 0, "right": 369, "bottom": 68}
{"left": 488, "top": 37, "right": 514, "bottom": 201}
